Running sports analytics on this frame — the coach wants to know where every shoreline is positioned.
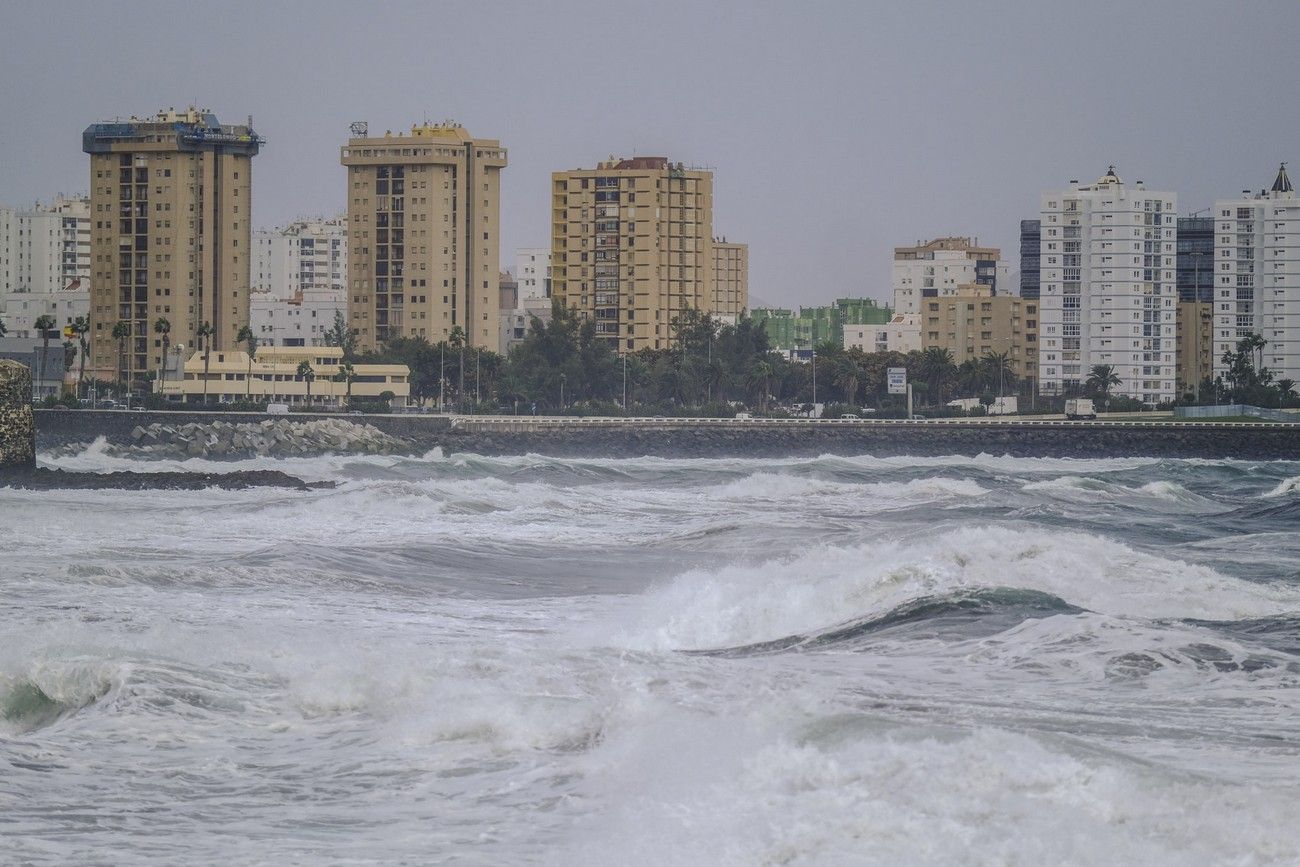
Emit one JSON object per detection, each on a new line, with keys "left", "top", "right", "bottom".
{"left": 34, "top": 409, "right": 1300, "bottom": 461}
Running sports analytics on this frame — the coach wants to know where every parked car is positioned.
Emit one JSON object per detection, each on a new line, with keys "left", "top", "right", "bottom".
{"left": 840, "top": 413, "right": 859, "bottom": 419}
{"left": 266, "top": 403, "right": 290, "bottom": 415}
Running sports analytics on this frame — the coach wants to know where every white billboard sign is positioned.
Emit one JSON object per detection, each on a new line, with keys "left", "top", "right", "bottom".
{"left": 887, "top": 367, "right": 907, "bottom": 395}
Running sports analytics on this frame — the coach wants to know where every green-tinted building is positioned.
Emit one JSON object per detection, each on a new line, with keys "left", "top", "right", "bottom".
{"left": 753, "top": 298, "right": 892, "bottom": 350}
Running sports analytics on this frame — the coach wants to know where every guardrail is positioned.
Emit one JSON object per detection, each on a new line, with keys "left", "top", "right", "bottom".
{"left": 447, "top": 415, "right": 1298, "bottom": 431}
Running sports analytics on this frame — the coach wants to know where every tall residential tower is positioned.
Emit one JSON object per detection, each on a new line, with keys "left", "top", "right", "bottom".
{"left": 551, "top": 157, "right": 713, "bottom": 352}
{"left": 1212, "top": 165, "right": 1300, "bottom": 383}
{"left": 83, "top": 108, "right": 260, "bottom": 383}
{"left": 1037, "top": 168, "right": 1177, "bottom": 403}
{"left": 341, "top": 122, "right": 506, "bottom": 352}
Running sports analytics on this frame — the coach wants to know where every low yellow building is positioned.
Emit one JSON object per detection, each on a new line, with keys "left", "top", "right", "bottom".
{"left": 155, "top": 345, "right": 410, "bottom": 407}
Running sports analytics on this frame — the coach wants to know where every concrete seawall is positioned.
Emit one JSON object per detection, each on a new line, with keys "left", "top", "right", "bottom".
{"left": 35, "top": 409, "right": 1300, "bottom": 460}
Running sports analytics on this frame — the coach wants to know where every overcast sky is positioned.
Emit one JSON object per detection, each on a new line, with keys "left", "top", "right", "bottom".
{"left": 2, "top": 0, "right": 1297, "bottom": 307}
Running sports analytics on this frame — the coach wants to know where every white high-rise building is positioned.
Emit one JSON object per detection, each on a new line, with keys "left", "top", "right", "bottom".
{"left": 515, "top": 247, "right": 551, "bottom": 305}
{"left": 250, "top": 217, "right": 348, "bottom": 346}
{"left": 1037, "top": 168, "right": 1177, "bottom": 403}
{"left": 1212, "top": 165, "right": 1300, "bottom": 383}
{"left": 252, "top": 216, "right": 347, "bottom": 300}
{"left": 0, "top": 195, "right": 90, "bottom": 337}
{"left": 892, "top": 236, "right": 1009, "bottom": 315}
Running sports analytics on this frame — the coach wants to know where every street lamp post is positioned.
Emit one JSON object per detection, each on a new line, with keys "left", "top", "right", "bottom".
{"left": 622, "top": 353, "right": 628, "bottom": 412}
{"left": 560, "top": 373, "right": 566, "bottom": 413}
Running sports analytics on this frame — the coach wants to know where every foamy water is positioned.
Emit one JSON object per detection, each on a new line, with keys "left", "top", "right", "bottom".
{"left": 3, "top": 448, "right": 1300, "bottom": 864}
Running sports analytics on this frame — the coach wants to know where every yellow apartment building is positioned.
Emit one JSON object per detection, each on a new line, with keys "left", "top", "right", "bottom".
{"left": 341, "top": 122, "right": 506, "bottom": 353}
{"left": 920, "top": 285, "right": 1039, "bottom": 390}
{"left": 84, "top": 108, "right": 260, "bottom": 384}
{"left": 1176, "top": 301, "right": 1213, "bottom": 397}
{"left": 155, "top": 345, "right": 409, "bottom": 406}
{"left": 712, "top": 238, "right": 748, "bottom": 323}
{"left": 551, "top": 157, "right": 714, "bottom": 352}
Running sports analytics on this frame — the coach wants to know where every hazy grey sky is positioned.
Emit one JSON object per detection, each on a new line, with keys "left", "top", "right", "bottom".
{"left": 2, "top": 0, "right": 1297, "bottom": 307}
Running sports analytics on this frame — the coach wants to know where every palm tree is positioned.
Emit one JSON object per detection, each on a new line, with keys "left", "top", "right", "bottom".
{"left": 111, "top": 320, "right": 131, "bottom": 395}
{"left": 980, "top": 351, "right": 1013, "bottom": 396}
{"left": 236, "top": 325, "right": 257, "bottom": 399}
{"left": 33, "top": 314, "right": 56, "bottom": 396}
{"left": 0, "top": 314, "right": 6, "bottom": 336}
{"left": 153, "top": 317, "right": 171, "bottom": 392}
{"left": 1086, "top": 364, "right": 1121, "bottom": 407}
{"left": 917, "top": 346, "right": 954, "bottom": 406}
{"left": 1277, "top": 378, "right": 1296, "bottom": 399}
{"left": 835, "top": 356, "right": 865, "bottom": 406}
{"left": 746, "top": 358, "right": 775, "bottom": 414}
{"left": 195, "top": 321, "right": 215, "bottom": 404}
{"left": 71, "top": 316, "right": 90, "bottom": 396}
{"left": 336, "top": 361, "right": 355, "bottom": 409}
{"left": 297, "top": 359, "right": 316, "bottom": 406}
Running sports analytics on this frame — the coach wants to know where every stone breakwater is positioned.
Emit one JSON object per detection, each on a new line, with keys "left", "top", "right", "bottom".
{"left": 53, "top": 417, "right": 413, "bottom": 460}
{"left": 0, "top": 360, "right": 36, "bottom": 474}
{"left": 35, "top": 410, "right": 1300, "bottom": 460}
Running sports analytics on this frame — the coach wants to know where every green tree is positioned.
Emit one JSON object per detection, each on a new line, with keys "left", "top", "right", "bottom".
{"left": 835, "top": 353, "right": 865, "bottom": 406}
{"left": 111, "top": 320, "right": 132, "bottom": 393}
{"left": 917, "top": 346, "right": 954, "bottom": 406}
{"left": 336, "top": 361, "right": 356, "bottom": 408}
{"left": 1085, "top": 364, "right": 1121, "bottom": 407}
{"left": 34, "top": 314, "right": 57, "bottom": 394}
{"left": 324, "top": 310, "right": 357, "bottom": 361}
{"left": 296, "top": 358, "right": 316, "bottom": 406}
{"left": 153, "top": 317, "right": 171, "bottom": 391}
{"left": 71, "top": 316, "right": 90, "bottom": 395}
{"left": 195, "top": 321, "right": 215, "bottom": 404}
{"left": 1277, "top": 378, "right": 1296, "bottom": 399}
{"left": 746, "top": 358, "right": 776, "bottom": 414}
{"left": 236, "top": 324, "right": 258, "bottom": 398}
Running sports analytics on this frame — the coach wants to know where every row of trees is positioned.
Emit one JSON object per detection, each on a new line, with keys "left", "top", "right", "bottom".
{"left": 351, "top": 304, "right": 1033, "bottom": 415}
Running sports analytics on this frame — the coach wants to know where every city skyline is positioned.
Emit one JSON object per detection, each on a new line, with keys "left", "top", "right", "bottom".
{"left": 1, "top": 1, "right": 1299, "bottom": 308}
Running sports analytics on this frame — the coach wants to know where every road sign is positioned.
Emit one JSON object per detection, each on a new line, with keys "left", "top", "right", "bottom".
{"left": 887, "top": 367, "right": 907, "bottom": 395}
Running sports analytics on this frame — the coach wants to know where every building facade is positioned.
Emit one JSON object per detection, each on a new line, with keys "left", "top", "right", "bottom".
{"left": 249, "top": 216, "right": 348, "bottom": 348}
{"left": 155, "top": 344, "right": 409, "bottom": 406}
{"left": 1176, "top": 300, "right": 1214, "bottom": 397}
{"left": 1019, "top": 220, "right": 1041, "bottom": 299}
{"left": 843, "top": 314, "right": 921, "bottom": 354}
{"left": 892, "top": 237, "right": 1008, "bottom": 315}
{"left": 1176, "top": 216, "right": 1214, "bottom": 302}
{"left": 253, "top": 216, "right": 347, "bottom": 300}
{"left": 711, "top": 238, "right": 748, "bottom": 324}
{"left": 919, "top": 286, "right": 1039, "bottom": 390}
{"left": 341, "top": 122, "right": 507, "bottom": 352}
{"left": 515, "top": 247, "right": 551, "bottom": 303}
{"left": 1037, "top": 168, "right": 1177, "bottom": 403}
{"left": 83, "top": 108, "right": 260, "bottom": 384}
{"left": 754, "top": 298, "right": 892, "bottom": 350}
{"left": 1211, "top": 165, "right": 1299, "bottom": 384}
{"left": 0, "top": 196, "right": 91, "bottom": 339}
{"left": 551, "top": 157, "right": 713, "bottom": 352}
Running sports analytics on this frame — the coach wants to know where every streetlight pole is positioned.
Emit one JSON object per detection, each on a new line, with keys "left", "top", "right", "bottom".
{"left": 439, "top": 343, "right": 445, "bottom": 413}
{"left": 560, "top": 373, "right": 566, "bottom": 414}
{"left": 622, "top": 353, "right": 628, "bottom": 412}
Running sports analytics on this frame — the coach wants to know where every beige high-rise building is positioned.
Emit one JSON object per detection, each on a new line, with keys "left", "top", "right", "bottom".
{"left": 341, "top": 122, "right": 506, "bottom": 352}
{"left": 1176, "top": 300, "right": 1213, "bottom": 398}
{"left": 84, "top": 108, "right": 260, "bottom": 383}
{"left": 920, "top": 285, "right": 1039, "bottom": 391}
{"left": 711, "top": 238, "right": 748, "bottom": 323}
{"left": 551, "top": 157, "right": 713, "bottom": 352}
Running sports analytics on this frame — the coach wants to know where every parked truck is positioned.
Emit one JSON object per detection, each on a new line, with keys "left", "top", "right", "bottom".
{"left": 1064, "top": 398, "right": 1097, "bottom": 420}
{"left": 988, "top": 396, "right": 1019, "bottom": 416}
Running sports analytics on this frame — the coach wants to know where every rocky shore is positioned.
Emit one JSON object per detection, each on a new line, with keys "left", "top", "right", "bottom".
{"left": 52, "top": 417, "right": 414, "bottom": 461}
{"left": 5, "top": 467, "right": 331, "bottom": 491}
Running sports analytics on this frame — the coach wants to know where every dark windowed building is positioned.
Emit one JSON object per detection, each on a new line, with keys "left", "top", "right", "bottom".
{"left": 1019, "top": 219, "right": 1040, "bottom": 299}
{"left": 1176, "top": 216, "right": 1214, "bottom": 302}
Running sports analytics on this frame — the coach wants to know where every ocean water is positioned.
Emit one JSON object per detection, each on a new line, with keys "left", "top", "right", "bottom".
{"left": 3, "top": 443, "right": 1300, "bottom": 865}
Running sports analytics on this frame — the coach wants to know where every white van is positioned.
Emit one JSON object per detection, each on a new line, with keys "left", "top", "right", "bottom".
{"left": 266, "top": 403, "right": 290, "bottom": 415}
